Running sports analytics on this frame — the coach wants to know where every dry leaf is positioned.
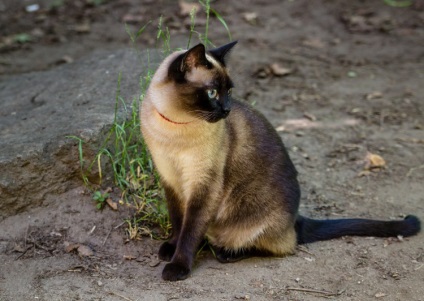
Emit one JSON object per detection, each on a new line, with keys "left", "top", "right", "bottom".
{"left": 366, "top": 91, "right": 383, "bottom": 100}
{"left": 364, "top": 152, "right": 386, "bottom": 170}
{"left": 357, "top": 170, "right": 371, "bottom": 177}
{"left": 270, "top": 63, "right": 292, "bottom": 77}
{"left": 276, "top": 125, "right": 286, "bottom": 132}
{"left": 64, "top": 242, "right": 94, "bottom": 257}
{"left": 302, "top": 37, "right": 325, "bottom": 49}
{"left": 64, "top": 241, "right": 80, "bottom": 253}
{"left": 179, "top": 0, "right": 200, "bottom": 16}
{"left": 242, "top": 12, "right": 258, "bottom": 25}
{"left": 375, "top": 292, "right": 386, "bottom": 298}
{"left": 77, "top": 245, "right": 94, "bottom": 257}
{"left": 106, "top": 198, "right": 118, "bottom": 210}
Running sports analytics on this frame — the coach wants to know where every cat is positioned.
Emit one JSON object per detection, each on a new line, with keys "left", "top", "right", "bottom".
{"left": 139, "top": 41, "right": 421, "bottom": 281}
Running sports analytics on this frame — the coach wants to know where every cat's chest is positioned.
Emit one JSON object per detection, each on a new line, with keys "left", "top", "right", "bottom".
{"left": 150, "top": 139, "right": 220, "bottom": 201}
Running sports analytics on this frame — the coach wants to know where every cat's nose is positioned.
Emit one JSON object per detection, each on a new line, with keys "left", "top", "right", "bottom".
{"left": 222, "top": 105, "right": 231, "bottom": 117}
{"left": 221, "top": 98, "right": 231, "bottom": 116}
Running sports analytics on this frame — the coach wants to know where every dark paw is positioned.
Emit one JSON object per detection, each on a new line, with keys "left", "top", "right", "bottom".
{"left": 162, "top": 262, "right": 190, "bottom": 281}
{"left": 214, "top": 246, "right": 265, "bottom": 263}
{"left": 215, "top": 249, "right": 243, "bottom": 263}
{"left": 158, "top": 241, "right": 176, "bottom": 261}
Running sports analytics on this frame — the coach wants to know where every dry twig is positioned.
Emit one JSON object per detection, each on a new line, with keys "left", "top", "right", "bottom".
{"left": 286, "top": 287, "right": 341, "bottom": 297}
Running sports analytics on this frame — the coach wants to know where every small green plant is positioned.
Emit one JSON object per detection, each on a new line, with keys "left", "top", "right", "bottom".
{"left": 93, "top": 190, "right": 110, "bottom": 209}
{"left": 383, "top": 0, "right": 413, "bottom": 7}
{"left": 86, "top": 0, "right": 108, "bottom": 6}
{"left": 14, "top": 33, "right": 31, "bottom": 44}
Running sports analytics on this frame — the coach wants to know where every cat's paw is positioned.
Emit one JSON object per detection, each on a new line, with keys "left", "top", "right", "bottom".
{"left": 215, "top": 248, "right": 241, "bottom": 263}
{"left": 158, "top": 241, "right": 176, "bottom": 261}
{"left": 162, "top": 262, "right": 190, "bottom": 281}
{"left": 214, "top": 246, "right": 253, "bottom": 263}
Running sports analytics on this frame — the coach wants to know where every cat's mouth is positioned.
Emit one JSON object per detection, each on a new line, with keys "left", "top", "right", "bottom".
{"left": 202, "top": 109, "right": 231, "bottom": 123}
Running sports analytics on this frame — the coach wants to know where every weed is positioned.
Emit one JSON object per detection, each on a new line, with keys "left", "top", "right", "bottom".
{"left": 93, "top": 190, "right": 110, "bottom": 209}
{"left": 383, "top": 0, "right": 413, "bottom": 7}
{"left": 14, "top": 33, "right": 31, "bottom": 44}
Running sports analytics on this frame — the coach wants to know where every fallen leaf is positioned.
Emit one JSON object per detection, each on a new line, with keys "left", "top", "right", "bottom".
{"left": 357, "top": 170, "right": 371, "bottom": 177}
{"left": 302, "top": 37, "right": 325, "bottom": 49}
{"left": 366, "top": 91, "right": 383, "bottom": 100}
{"left": 106, "top": 198, "right": 118, "bottom": 210}
{"left": 364, "top": 152, "right": 386, "bottom": 170}
{"left": 270, "top": 63, "right": 292, "bottom": 77}
{"left": 123, "top": 254, "right": 137, "bottom": 260}
{"left": 64, "top": 241, "right": 80, "bottom": 253}
{"left": 276, "top": 125, "right": 286, "bottom": 132}
{"left": 179, "top": 0, "right": 200, "bottom": 17}
{"left": 64, "top": 241, "right": 94, "bottom": 257}
{"left": 242, "top": 12, "right": 258, "bottom": 25}
{"left": 375, "top": 292, "right": 386, "bottom": 298}
{"left": 77, "top": 244, "right": 94, "bottom": 257}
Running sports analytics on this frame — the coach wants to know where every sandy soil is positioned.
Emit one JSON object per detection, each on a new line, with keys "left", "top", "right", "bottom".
{"left": 1, "top": 0, "right": 424, "bottom": 300}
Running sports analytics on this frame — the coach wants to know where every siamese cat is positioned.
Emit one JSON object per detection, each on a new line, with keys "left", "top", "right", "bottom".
{"left": 140, "top": 41, "right": 421, "bottom": 281}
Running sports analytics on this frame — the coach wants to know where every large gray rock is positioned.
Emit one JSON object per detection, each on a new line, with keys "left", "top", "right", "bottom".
{"left": 0, "top": 49, "right": 162, "bottom": 219}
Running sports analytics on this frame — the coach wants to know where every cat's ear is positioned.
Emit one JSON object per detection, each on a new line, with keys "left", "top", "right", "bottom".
{"left": 209, "top": 41, "right": 238, "bottom": 66}
{"left": 181, "top": 43, "right": 208, "bottom": 72}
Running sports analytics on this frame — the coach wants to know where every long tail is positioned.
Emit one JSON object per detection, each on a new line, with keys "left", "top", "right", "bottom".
{"left": 295, "top": 215, "right": 421, "bottom": 244}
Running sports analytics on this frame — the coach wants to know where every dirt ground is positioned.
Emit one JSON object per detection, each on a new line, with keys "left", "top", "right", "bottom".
{"left": 1, "top": 0, "right": 424, "bottom": 300}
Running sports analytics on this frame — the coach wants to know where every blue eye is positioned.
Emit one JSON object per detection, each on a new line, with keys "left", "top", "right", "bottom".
{"left": 207, "top": 89, "right": 218, "bottom": 99}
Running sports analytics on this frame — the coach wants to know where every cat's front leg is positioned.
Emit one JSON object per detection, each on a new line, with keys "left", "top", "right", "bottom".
{"left": 159, "top": 184, "right": 184, "bottom": 262}
{"left": 162, "top": 190, "right": 213, "bottom": 281}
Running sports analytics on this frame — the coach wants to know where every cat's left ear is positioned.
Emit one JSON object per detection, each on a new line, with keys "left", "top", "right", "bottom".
{"left": 209, "top": 40, "right": 238, "bottom": 66}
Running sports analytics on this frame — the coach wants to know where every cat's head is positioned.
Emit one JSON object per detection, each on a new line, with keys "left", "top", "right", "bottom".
{"left": 162, "top": 41, "right": 237, "bottom": 123}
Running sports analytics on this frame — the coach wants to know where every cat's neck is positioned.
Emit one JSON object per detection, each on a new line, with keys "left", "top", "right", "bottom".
{"left": 155, "top": 109, "right": 192, "bottom": 125}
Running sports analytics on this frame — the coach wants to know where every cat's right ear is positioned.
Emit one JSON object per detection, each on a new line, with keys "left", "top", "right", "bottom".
{"left": 209, "top": 41, "right": 238, "bottom": 66}
{"left": 180, "top": 43, "right": 208, "bottom": 72}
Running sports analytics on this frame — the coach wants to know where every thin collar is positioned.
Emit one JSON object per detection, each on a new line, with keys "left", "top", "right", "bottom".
{"left": 156, "top": 109, "right": 192, "bottom": 125}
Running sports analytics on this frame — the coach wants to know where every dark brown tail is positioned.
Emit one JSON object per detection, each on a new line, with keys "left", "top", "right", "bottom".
{"left": 295, "top": 215, "right": 421, "bottom": 244}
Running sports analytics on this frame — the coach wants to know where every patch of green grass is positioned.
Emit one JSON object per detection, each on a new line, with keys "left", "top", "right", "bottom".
{"left": 14, "top": 33, "right": 31, "bottom": 44}
{"left": 72, "top": 0, "right": 232, "bottom": 241}
{"left": 383, "top": 0, "right": 413, "bottom": 8}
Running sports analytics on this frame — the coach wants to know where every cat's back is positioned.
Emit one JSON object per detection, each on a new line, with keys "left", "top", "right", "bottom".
{"left": 225, "top": 99, "right": 298, "bottom": 187}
